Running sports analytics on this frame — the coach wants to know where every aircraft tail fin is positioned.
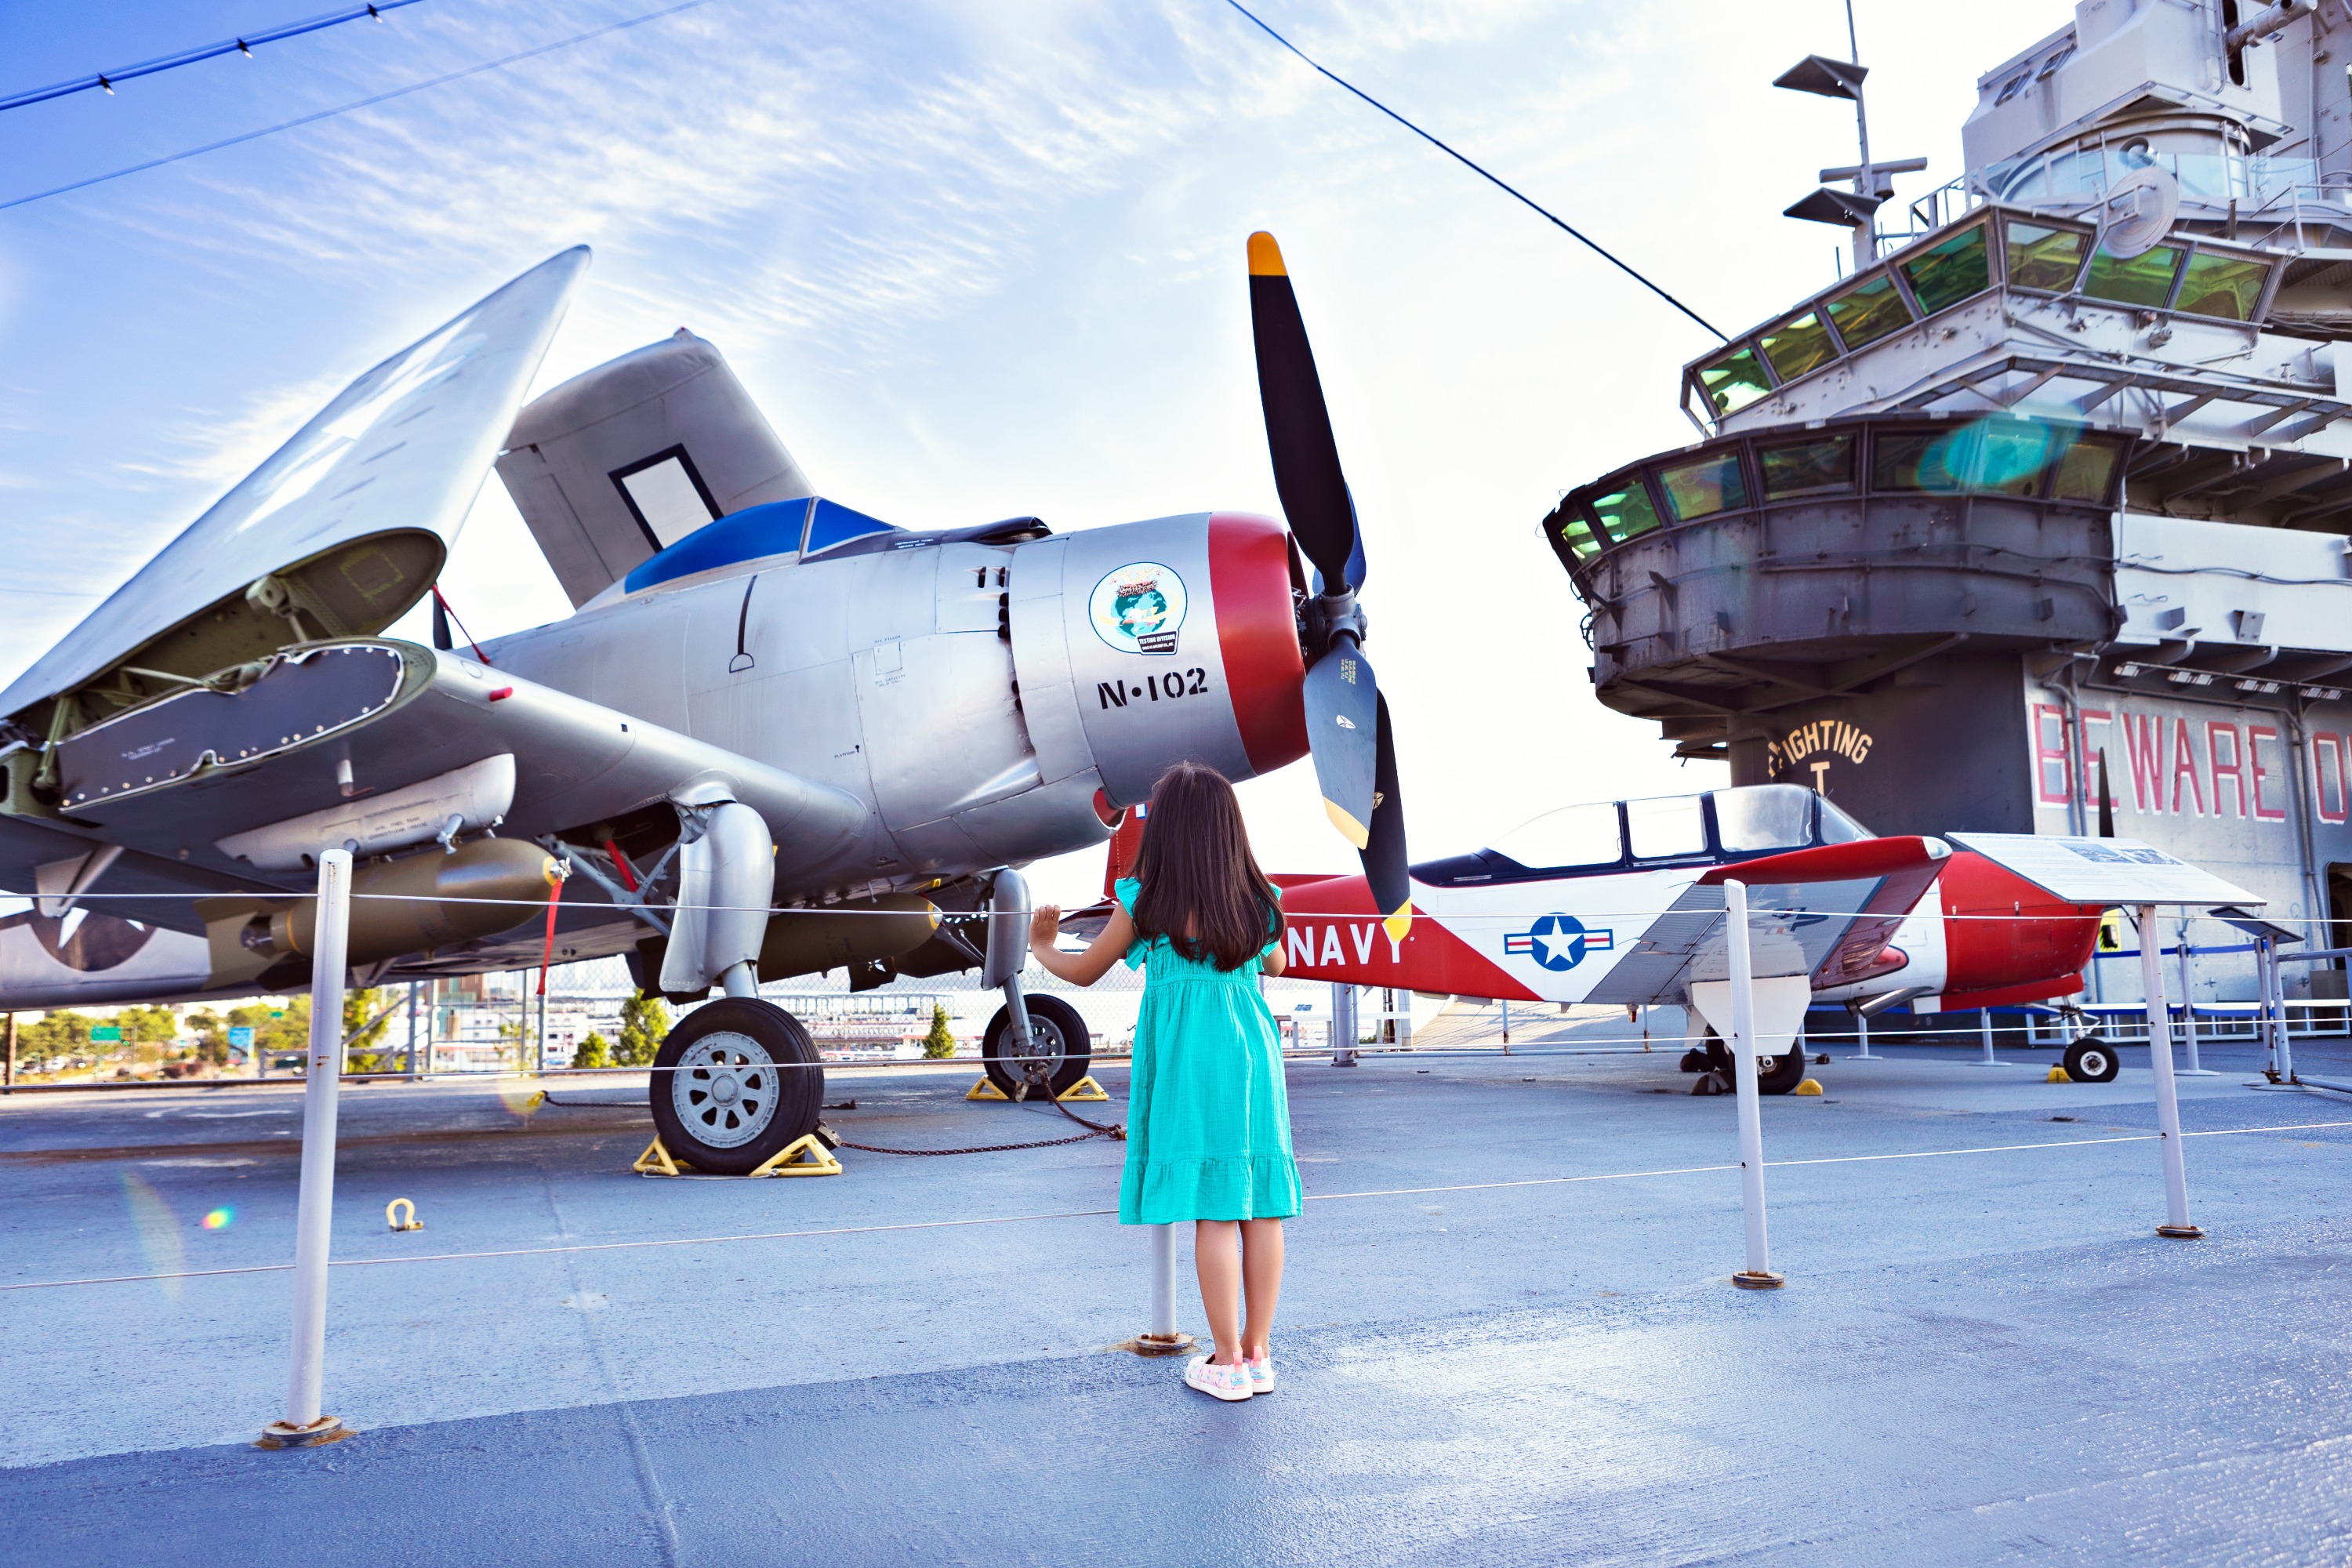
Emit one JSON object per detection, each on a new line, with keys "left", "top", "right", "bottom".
{"left": 495, "top": 330, "right": 813, "bottom": 608}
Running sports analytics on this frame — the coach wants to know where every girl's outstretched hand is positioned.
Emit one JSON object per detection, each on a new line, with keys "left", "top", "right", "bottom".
{"left": 1029, "top": 905, "right": 1062, "bottom": 950}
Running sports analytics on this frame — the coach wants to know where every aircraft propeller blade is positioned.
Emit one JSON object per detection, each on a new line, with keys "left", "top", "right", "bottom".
{"left": 1302, "top": 642, "right": 1378, "bottom": 848}
{"left": 1247, "top": 231, "right": 1408, "bottom": 938}
{"left": 1363, "top": 692, "right": 1411, "bottom": 942}
{"left": 1248, "top": 230, "right": 1362, "bottom": 593}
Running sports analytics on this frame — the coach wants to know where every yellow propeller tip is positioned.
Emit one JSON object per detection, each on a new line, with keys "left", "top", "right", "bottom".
{"left": 1247, "top": 231, "right": 1287, "bottom": 277}
{"left": 1323, "top": 798, "right": 1370, "bottom": 850}
{"left": 1381, "top": 908, "right": 1413, "bottom": 946}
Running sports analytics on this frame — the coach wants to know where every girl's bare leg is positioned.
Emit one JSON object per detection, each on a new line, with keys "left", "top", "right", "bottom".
{"left": 1240, "top": 1218, "right": 1285, "bottom": 1360}
{"left": 1194, "top": 1220, "right": 1243, "bottom": 1365}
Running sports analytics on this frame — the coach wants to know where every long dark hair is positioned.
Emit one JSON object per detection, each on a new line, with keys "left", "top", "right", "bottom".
{"left": 1130, "top": 763, "right": 1283, "bottom": 971}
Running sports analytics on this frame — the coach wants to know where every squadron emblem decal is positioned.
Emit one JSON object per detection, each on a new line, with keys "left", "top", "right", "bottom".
{"left": 1088, "top": 562, "right": 1187, "bottom": 655}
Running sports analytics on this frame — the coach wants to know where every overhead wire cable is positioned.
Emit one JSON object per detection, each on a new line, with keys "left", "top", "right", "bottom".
{"left": 0, "top": 0, "right": 724, "bottom": 214}
{"left": 1221, "top": 0, "right": 1727, "bottom": 340}
{"left": 0, "top": 1, "right": 427, "bottom": 114}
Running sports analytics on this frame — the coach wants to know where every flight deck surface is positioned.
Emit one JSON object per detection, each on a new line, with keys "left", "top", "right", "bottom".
{"left": 5, "top": 1029, "right": 2350, "bottom": 1564}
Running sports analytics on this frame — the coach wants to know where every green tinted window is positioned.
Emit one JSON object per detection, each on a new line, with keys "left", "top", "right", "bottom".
{"left": 1759, "top": 435, "right": 1856, "bottom": 499}
{"left": 1657, "top": 452, "right": 1749, "bottom": 521}
{"left": 1759, "top": 311, "right": 1839, "bottom": 382}
{"left": 1871, "top": 430, "right": 1944, "bottom": 491}
{"left": 1696, "top": 347, "right": 1772, "bottom": 417}
{"left": 1557, "top": 506, "right": 1606, "bottom": 561}
{"left": 1823, "top": 271, "right": 1912, "bottom": 350}
{"left": 1590, "top": 481, "right": 1664, "bottom": 545}
{"left": 2174, "top": 251, "right": 2269, "bottom": 320}
{"left": 2083, "top": 241, "right": 2183, "bottom": 307}
{"left": 2005, "top": 220, "right": 2086, "bottom": 291}
{"left": 2050, "top": 437, "right": 2122, "bottom": 501}
{"left": 1900, "top": 222, "right": 1993, "bottom": 314}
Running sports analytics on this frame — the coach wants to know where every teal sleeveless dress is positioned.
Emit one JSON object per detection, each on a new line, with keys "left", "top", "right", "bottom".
{"left": 1114, "top": 877, "right": 1301, "bottom": 1225}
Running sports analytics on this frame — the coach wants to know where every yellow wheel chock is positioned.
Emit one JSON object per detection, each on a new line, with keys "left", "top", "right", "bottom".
{"left": 748, "top": 1134, "right": 843, "bottom": 1177}
{"left": 967, "top": 1073, "right": 1109, "bottom": 1103}
{"left": 632, "top": 1133, "right": 842, "bottom": 1178}
{"left": 633, "top": 1137, "right": 687, "bottom": 1177}
{"left": 385, "top": 1197, "right": 423, "bottom": 1232}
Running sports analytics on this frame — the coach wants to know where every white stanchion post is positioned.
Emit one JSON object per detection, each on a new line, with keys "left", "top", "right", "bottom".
{"left": 1726, "top": 880, "right": 1782, "bottom": 1289}
{"left": 2176, "top": 924, "right": 2215, "bottom": 1075}
{"left": 263, "top": 849, "right": 354, "bottom": 1446}
{"left": 2136, "top": 902, "right": 2201, "bottom": 1240}
{"left": 1330, "top": 982, "right": 1358, "bottom": 1067}
{"left": 1970, "top": 1006, "right": 2006, "bottom": 1065}
{"left": 2267, "top": 938, "right": 2296, "bottom": 1083}
{"left": 1136, "top": 1221, "right": 1192, "bottom": 1354}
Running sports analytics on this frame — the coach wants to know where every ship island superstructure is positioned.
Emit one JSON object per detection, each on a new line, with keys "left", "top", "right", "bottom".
{"left": 1546, "top": 0, "right": 2352, "bottom": 1006}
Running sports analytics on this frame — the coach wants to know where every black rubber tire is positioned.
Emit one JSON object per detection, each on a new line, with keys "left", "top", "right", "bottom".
{"left": 1704, "top": 1033, "right": 1806, "bottom": 1095}
{"left": 2064, "top": 1036, "right": 2120, "bottom": 1083}
{"left": 1679, "top": 1048, "right": 1710, "bottom": 1073}
{"left": 982, "top": 994, "right": 1094, "bottom": 1100}
{"left": 1756, "top": 1047, "right": 1807, "bottom": 1095}
{"left": 647, "top": 999, "right": 823, "bottom": 1175}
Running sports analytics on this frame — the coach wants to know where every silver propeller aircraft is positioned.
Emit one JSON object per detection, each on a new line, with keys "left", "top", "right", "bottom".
{"left": 0, "top": 236, "right": 1410, "bottom": 1172}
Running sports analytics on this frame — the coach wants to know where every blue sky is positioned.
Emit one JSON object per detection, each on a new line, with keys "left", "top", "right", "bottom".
{"left": 0, "top": 0, "right": 2063, "bottom": 906}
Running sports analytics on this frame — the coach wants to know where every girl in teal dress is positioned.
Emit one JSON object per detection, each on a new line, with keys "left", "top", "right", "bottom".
{"left": 1028, "top": 763, "right": 1298, "bottom": 1403}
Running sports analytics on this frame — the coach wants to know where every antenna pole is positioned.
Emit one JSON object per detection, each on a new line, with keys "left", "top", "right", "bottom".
{"left": 1849, "top": 69, "right": 1876, "bottom": 270}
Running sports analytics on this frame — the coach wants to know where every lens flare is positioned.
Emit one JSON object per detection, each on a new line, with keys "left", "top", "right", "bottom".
{"left": 119, "top": 1171, "right": 184, "bottom": 1301}
{"left": 202, "top": 1207, "right": 234, "bottom": 1230}
{"left": 496, "top": 1076, "right": 546, "bottom": 1119}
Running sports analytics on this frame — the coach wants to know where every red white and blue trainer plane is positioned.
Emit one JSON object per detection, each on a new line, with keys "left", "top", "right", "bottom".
{"left": 1123, "top": 782, "right": 2111, "bottom": 1091}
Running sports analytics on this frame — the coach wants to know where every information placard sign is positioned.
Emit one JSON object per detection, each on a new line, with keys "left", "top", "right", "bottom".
{"left": 1947, "top": 833, "right": 2262, "bottom": 908}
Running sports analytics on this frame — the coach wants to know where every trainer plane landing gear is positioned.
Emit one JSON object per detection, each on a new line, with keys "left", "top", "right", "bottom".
{"left": 2063, "top": 1035, "right": 2121, "bottom": 1083}
{"left": 1693, "top": 1033, "right": 1806, "bottom": 1095}
{"left": 648, "top": 998, "right": 826, "bottom": 1174}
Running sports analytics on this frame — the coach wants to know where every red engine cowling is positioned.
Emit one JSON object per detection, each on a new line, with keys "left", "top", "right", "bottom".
{"left": 1936, "top": 851, "right": 2104, "bottom": 1011}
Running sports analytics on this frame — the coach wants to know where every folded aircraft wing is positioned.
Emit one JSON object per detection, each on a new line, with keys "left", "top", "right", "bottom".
{"left": 0, "top": 249, "right": 590, "bottom": 725}
{"left": 1584, "top": 837, "right": 1949, "bottom": 1007}
{"left": 34, "top": 639, "right": 868, "bottom": 895}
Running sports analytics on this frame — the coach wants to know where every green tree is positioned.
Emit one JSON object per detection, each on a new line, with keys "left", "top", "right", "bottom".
{"left": 20, "top": 1012, "right": 92, "bottom": 1073}
{"left": 616, "top": 992, "right": 669, "bottom": 1066}
{"left": 185, "top": 1009, "right": 229, "bottom": 1067}
{"left": 923, "top": 1003, "right": 956, "bottom": 1059}
{"left": 573, "top": 1031, "right": 612, "bottom": 1069}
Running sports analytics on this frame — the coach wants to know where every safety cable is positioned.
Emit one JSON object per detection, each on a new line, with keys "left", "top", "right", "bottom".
{"left": 7, "top": 1116, "right": 2347, "bottom": 1294}
{"left": 9, "top": 887, "right": 2318, "bottom": 927}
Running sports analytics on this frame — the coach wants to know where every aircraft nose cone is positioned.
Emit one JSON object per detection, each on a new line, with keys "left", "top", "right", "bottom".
{"left": 1207, "top": 512, "right": 1309, "bottom": 776}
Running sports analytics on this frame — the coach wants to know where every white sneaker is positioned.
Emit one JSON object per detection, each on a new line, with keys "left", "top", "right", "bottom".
{"left": 1246, "top": 1354, "right": 1276, "bottom": 1396}
{"left": 1183, "top": 1356, "right": 1253, "bottom": 1402}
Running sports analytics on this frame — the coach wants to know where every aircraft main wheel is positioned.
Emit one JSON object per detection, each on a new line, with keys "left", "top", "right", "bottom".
{"left": 648, "top": 999, "right": 824, "bottom": 1175}
{"left": 982, "top": 995, "right": 1093, "bottom": 1100}
{"left": 2063, "top": 1036, "right": 2120, "bottom": 1083}
{"left": 1704, "top": 1033, "right": 1806, "bottom": 1094}
{"left": 1756, "top": 1047, "right": 1806, "bottom": 1095}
